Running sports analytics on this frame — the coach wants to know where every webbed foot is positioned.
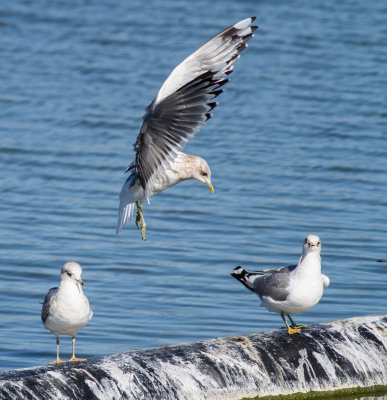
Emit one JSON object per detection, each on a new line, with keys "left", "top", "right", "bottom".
{"left": 48, "top": 358, "right": 66, "bottom": 365}
{"left": 68, "top": 356, "right": 87, "bottom": 362}
{"left": 287, "top": 326, "right": 301, "bottom": 335}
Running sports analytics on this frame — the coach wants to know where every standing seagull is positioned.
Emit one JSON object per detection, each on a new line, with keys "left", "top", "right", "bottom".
{"left": 231, "top": 235, "right": 330, "bottom": 334}
{"left": 117, "top": 17, "right": 257, "bottom": 239}
{"left": 41, "top": 262, "right": 93, "bottom": 364}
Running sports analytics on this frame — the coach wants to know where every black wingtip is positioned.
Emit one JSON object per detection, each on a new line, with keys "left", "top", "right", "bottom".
{"left": 208, "top": 102, "right": 218, "bottom": 111}
{"left": 242, "top": 33, "right": 254, "bottom": 43}
{"left": 236, "top": 43, "right": 247, "bottom": 53}
{"left": 229, "top": 52, "right": 240, "bottom": 63}
{"left": 231, "top": 266, "right": 245, "bottom": 276}
{"left": 218, "top": 78, "right": 230, "bottom": 87}
{"left": 212, "top": 89, "right": 224, "bottom": 98}
{"left": 231, "top": 266, "right": 249, "bottom": 286}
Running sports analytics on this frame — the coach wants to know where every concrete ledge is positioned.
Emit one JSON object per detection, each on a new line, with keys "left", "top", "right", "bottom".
{"left": 1, "top": 314, "right": 387, "bottom": 399}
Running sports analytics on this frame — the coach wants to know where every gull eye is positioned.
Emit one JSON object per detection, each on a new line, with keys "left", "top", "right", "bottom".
{"left": 201, "top": 172, "right": 208, "bottom": 177}
{"left": 304, "top": 238, "right": 307, "bottom": 244}
{"left": 66, "top": 271, "right": 72, "bottom": 277}
{"left": 317, "top": 241, "right": 321, "bottom": 246}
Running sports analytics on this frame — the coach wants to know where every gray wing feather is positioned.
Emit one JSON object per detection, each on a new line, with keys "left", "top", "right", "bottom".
{"left": 134, "top": 77, "right": 218, "bottom": 192}
{"left": 133, "top": 18, "right": 257, "bottom": 199}
{"left": 253, "top": 265, "right": 296, "bottom": 302}
{"left": 41, "top": 287, "right": 58, "bottom": 324}
{"left": 253, "top": 264, "right": 297, "bottom": 275}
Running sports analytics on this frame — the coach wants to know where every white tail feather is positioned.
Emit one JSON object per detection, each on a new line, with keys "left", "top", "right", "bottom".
{"left": 116, "top": 202, "right": 134, "bottom": 234}
{"left": 116, "top": 175, "right": 137, "bottom": 234}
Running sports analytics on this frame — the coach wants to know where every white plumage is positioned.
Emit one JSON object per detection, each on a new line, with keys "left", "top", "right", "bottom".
{"left": 232, "top": 234, "right": 329, "bottom": 334}
{"left": 117, "top": 17, "right": 257, "bottom": 239}
{"left": 41, "top": 261, "right": 93, "bottom": 364}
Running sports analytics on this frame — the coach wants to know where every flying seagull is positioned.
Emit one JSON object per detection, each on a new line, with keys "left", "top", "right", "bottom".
{"left": 117, "top": 17, "right": 257, "bottom": 239}
{"left": 231, "top": 234, "right": 330, "bottom": 334}
{"left": 41, "top": 262, "right": 93, "bottom": 364}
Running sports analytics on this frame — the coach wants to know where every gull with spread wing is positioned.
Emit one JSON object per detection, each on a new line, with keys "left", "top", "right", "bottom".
{"left": 231, "top": 235, "right": 330, "bottom": 334}
{"left": 117, "top": 17, "right": 257, "bottom": 239}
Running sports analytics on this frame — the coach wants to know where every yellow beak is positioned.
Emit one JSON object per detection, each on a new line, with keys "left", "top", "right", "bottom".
{"left": 206, "top": 182, "right": 215, "bottom": 194}
{"left": 308, "top": 243, "right": 315, "bottom": 247}
{"left": 76, "top": 278, "right": 84, "bottom": 286}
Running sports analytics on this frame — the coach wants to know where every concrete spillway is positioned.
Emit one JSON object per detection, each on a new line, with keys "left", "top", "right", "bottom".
{"left": 1, "top": 314, "right": 387, "bottom": 400}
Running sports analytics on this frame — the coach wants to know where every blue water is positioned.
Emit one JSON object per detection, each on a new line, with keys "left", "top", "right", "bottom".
{"left": 0, "top": 0, "right": 386, "bottom": 373}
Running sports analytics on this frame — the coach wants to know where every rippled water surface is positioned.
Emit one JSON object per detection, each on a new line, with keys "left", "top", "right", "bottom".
{"left": 0, "top": 0, "right": 386, "bottom": 372}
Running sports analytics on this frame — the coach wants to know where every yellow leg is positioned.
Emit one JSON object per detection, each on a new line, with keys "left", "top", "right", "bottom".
{"left": 281, "top": 312, "right": 301, "bottom": 335}
{"left": 135, "top": 201, "right": 141, "bottom": 229}
{"left": 48, "top": 336, "right": 66, "bottom": 365}
{"left": 287, "top": 314, "right": 308, "bottom": 330}
{"left": 68, "top": 336, "right": 86, "bottom": 362}
{"left": 135, "top": 201, "right": 146, "bottom": 240}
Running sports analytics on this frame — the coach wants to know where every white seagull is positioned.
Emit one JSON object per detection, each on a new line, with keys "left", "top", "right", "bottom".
{"left": 231, "top": 234, "right": 330, "bottom": 334}
{"left": 117, "top": 17, "right": 257, "bottom": 240}
{"left": 41, "top": 262, "right": 93, "bottom": 364}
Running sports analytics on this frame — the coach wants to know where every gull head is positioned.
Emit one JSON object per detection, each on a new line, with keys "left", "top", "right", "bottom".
{"left": 61, "top": 261, "right": 84, "bottom": 286}
{"left": 192, "top": 157, "right": 214, "bottom": 194}
{"left": 302, "top": 234, "right": 321, "bottom": 255}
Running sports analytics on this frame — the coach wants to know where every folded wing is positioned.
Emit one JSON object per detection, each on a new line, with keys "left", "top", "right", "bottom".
{"left": 41, "top": 287, "right": 58, "bottom": 323}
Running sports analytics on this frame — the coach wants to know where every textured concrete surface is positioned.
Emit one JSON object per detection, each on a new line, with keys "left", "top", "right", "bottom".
{"left": 1, "top": 314, "right": 387, "bottom": 399}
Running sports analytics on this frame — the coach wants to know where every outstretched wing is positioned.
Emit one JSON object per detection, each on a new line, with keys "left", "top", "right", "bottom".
{"left": 133, "top": 17, "right": 257, "bottom": 201}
